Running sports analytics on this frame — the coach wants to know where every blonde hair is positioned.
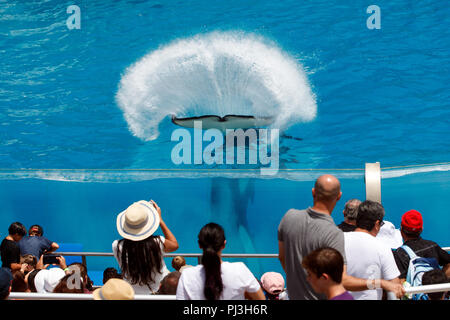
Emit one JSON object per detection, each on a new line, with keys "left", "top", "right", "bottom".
{"left": 171, "top": 256, "right": 186, "bottom": 271}
{"left": 20, "top": 254, "right": 37, "bottom": 268}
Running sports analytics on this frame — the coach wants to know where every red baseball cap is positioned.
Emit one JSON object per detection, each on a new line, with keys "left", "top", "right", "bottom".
{"left": 401, "top": 210, "right": 423, "bottom": 233}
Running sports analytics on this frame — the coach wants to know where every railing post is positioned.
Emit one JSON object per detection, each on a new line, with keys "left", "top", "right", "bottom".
{"left": 365, "top": 162, "right": 381, "bottom": 203}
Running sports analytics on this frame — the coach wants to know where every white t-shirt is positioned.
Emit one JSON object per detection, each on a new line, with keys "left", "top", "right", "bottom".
{"left": 344, "top": 231, "right": 400, "bottom": 300}
{"left": 176, "top": 261, "right": 261, "bottom": 300}
{"left": 112, "top": 236, "right": 169, "bottom": 294}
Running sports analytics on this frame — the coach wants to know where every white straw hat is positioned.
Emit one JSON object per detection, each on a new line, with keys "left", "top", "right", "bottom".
{"left": 116, "top": 200, "right": 160, "bottom": 241}
{"left": 93, "top": 278, "right": 135, "bottom": 300}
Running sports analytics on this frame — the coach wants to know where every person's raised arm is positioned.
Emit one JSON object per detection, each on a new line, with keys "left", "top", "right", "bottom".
{"left": 150, "top": 200, "right": 179, "bottom": 253}
{"left": 50, "top": 242, "right": 59, "bottom": 252}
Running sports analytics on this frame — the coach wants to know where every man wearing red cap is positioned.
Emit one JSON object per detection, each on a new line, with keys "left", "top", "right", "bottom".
{"left": 393, "top": 210, "right": 450, "bottom": 280}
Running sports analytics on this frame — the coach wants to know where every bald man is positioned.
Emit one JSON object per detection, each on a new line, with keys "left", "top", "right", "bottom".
{"left": 278, "top": 175, "right": 343, "bottom": 299}
{"left": 278, "top": 175, "right": 405, "bottom": 299}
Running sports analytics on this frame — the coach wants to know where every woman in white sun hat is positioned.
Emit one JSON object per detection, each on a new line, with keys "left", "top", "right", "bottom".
{"left": 113, "top": 199, "right": 179, "bottom": 294}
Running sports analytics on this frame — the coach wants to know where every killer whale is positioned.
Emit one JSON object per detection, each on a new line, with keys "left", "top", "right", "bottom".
{"left": 171, "top": 114, "right": 274, "bottom": 130}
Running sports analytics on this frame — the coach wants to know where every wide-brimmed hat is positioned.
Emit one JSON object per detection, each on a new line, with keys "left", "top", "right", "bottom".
{"left": 93, "top": 278, "right": 135, "bottom": 300}
{"left": 116, "top": 200, "right": 160, "bottom": 241}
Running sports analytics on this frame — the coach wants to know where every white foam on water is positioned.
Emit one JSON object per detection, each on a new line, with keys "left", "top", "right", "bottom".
{"left": 1, "top": 164, "right": 449, "bottom": 183}
{"left": 116, "top": 31, "right": 317, "bottom": 141}
{"left": 380, "top": 164, "right": 450, "bottom": 179}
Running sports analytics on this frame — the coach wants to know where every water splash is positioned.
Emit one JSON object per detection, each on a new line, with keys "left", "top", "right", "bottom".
{"left": 116, "top": 31, "right": 317, "bottom": 141}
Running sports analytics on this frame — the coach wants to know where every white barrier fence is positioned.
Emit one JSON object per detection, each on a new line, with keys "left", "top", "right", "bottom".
{"left": 8, "top": 282, "right": 450, "bottom": 300}
{"left": 9, "top": 292, "right": 176, "bottom": 300}
{"left": 404, "top": 283, "right": 450, "bottom": 295}
{"left": 15, "top": 250, "right": 446, "bottom": 301}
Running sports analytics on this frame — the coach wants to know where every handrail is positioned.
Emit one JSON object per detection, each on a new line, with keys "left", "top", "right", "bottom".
{"left": 404, "top": 283, "right": 450, "bottom": 295}
{"left": 54, "top": 249, "right": 450, "bottom": 258}
{"left": 56, "top": 252, "right": 280, "bottom": 258}
{"left": 8, "top": 292, "right": 176, "bottom": 300}
{"left": 8, "top": 282, "right": 450, "bottom": 300}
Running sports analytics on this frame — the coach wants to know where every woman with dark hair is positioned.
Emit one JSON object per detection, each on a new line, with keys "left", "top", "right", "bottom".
{"left": 1, "top": 222, "right": 26, "bottom": 271}
{"left": 11, "top": 270, "right": 28, "bottom": 292}
{"left": 176, "top": 223, "right": 265, "bottom": 300}
{"left": 113, "top": 199, "right": 178, "bottom": 294}
{"left": 52, "top": 273, "right": 85, "bottom": 294}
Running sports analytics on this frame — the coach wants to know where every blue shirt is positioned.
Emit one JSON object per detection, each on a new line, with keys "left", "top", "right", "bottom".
{"left": 18, "top": 236, "right": 53, "bottom": 259}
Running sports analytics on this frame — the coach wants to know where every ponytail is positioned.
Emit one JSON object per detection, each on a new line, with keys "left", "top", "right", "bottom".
{"left": 198, "top": 223, "right": 226, "bottom": 300}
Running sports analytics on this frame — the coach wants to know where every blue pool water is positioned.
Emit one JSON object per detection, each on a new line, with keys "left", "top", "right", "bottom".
{"left": 1, "top": 1, "right": 449, "bottom": 284}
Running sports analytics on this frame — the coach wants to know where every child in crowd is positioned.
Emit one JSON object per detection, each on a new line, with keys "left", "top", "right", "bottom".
{"left": 421, "top": 269, "right": 449, "bottom": 300}
{"left": 302, "top": 247, "right": 354, "bottom": 300}
{"left": 172, "top": 255, "right": 193, "bottom": 272}
{"left": 260, "top": 272, "right": 288, "bottom": 300}
{"left": 103, "top": 267, "right": 123, "bottom": 284}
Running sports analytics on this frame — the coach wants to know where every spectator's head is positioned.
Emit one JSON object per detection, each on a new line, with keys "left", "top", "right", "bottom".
{"left": 11, "top": 271, "right": 28, "bottom": 292}
{"left": 116, "top": 201, "right": 160, "bottom": 242}
{"left": 356, "top": 200, "right": 385, "bottom": 235}
{"left": 198, "top": 223, "right": 226, "bottom": 300}
{"left": 20, "top": 254, "right": 37, "bottom": 272}
{"left": 0, "top": 268, "right": 13, "bottom": 300}
{"left": 24, "top": 269, "right": 40, "bottom": 292}
{"left": 312, "top": 175, "right": 342, "bottom": 209}
{"left": 158, "top": 271, "right": 181, "bottom": 294}
{"left": 343, "top": 199, "right": 361, "bottom": 222}
{"left": 172, "top": 256, "right": 186, "bottom": 271}
{"left": 93, "top": 278, "right": 135, "bottom": 300}
{"left": 8, "top": 222, "right": 26, "bottom": 241}
{"left": 302, "top": 247, "right": 345, "bottom": 295}
{"left": 103, "top": 267, "right": 122, "bottom": 284}
{"left": 68, "top": 262, "right": 93, "bottom": 291}
{"left": 260, "top": 272, "right": 285, "bottom": 299}
{"left": 443, "top": 264, "right": 450, "bottom": 280}
{"left": 28, "top": 225, "right": 43, "bottom": 237}
{"left": 422, "top": 269, "right": 448, "bottom": 300}
{"left": 400, "top": 210, "right": 423, "bottom": 239}
{"left": 53, "top": 273, "right": 85, "bottom": 294}
{"left": 116, "top": 201, "right": 164, "bottom": 286}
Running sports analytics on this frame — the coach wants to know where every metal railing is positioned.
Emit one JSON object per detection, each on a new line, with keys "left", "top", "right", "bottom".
{"left": 9, "top": 248, "right": 450, "bottom": 300}
{"left": 57, "top": 252, "right": 282, "bottom": 266}
{"left": 8, "top": 282, "right": 450, "bottom": 300}
{"left": 57, "top": 249, "right": 450, "bottom": 271}
{"left": 9, "top": 292, "right": 176, "bottom": 300}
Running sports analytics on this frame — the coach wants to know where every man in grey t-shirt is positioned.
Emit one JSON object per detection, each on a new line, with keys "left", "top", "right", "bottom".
{"left": 278, "top": 174, "right": 344, "bottom": 300}
{"left": 278, "top": 175, "right": 406, "bottom": 300}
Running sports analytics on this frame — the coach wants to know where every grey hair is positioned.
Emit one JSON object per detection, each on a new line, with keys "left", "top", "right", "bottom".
{"left": 344, "top": 199, "right": 361, "bottom": 220}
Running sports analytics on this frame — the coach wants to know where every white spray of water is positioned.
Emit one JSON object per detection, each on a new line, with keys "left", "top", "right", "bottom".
{"left": 116, "top": 31, "right": 317, "bottom": 141}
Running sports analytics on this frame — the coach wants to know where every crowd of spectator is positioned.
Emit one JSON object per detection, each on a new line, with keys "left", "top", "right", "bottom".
{"left": 0, "top": 174, "right": 449, "bottom": 300}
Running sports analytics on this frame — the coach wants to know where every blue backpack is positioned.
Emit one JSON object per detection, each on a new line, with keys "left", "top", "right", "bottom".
{"left": 401, "top": 245, "right": 440, "bottom": 300}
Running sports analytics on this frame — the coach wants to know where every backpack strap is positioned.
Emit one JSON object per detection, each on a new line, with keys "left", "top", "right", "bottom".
{"left": 401, "top": 245, "right": 418, "bottom": 260}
